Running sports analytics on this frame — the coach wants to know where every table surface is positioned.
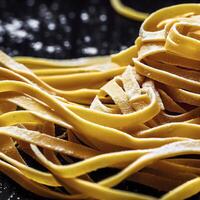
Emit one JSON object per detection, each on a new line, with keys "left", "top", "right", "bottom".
{"left": 0, "top": 0, "right": 199, "bottom": 199}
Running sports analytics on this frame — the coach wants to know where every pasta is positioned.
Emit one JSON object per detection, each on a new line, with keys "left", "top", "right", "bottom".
{"left": 0, "top": 2, "right": 199, "bottom": 200}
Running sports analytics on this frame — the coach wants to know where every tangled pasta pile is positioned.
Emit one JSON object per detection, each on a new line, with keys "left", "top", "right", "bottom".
{"left": 0, "top": 3, "right": 200, "bottom": 200}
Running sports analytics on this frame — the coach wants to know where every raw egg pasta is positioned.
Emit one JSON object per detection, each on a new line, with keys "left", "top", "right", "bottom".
{"left": 0, "top": 2, "right": 199, "bottom": 200}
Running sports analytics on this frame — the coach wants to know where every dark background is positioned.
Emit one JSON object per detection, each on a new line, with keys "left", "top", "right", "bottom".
{"left": 0, "top": 0, "right": 199, "bottom": 199}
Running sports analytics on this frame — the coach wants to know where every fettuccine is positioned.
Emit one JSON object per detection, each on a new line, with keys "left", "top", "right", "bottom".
{"left": 0, "top": 2, "right": 199, "bottom": 200}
